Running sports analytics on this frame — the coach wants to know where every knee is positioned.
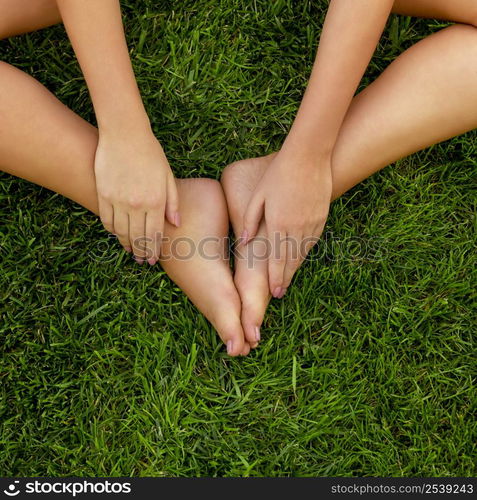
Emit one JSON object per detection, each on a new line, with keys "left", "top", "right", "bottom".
{"left": 178, "top": 177, "right": 223, "bottom": 202}
{"left": 449, "top": 23, "right": 477, "bottom": 51}
{"left": 175, "top": 178, "right": 227, "bottom": 223}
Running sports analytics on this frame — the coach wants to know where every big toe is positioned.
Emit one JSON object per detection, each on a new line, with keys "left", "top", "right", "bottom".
{"left": 211, "top": 308, "right": 248, "bottom": 357}
{"left": 235, "top": 267, "right": 271, "bottom": 348}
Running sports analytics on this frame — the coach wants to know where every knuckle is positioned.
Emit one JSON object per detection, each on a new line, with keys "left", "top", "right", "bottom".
{"left": 305, "top": 217, "right": 317, "bottom": 229}
{"left": 315, "top": 211, "right": 328, "bottom": 225}
{"left": 101, "top": 191, "right": 114, "bottom": 203}
{"left": 147, "top": 195, "right": 163, "bottom": 208}
{"left": 126, "top": 195, "right": 142, "bottom": 209}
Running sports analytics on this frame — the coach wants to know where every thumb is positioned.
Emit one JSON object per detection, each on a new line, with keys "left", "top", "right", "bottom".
{"left": 165, "top": 175, "right": 180, "bottom": 227}
{"left": 242, "top": 191, "right": 265, "bottom": 244}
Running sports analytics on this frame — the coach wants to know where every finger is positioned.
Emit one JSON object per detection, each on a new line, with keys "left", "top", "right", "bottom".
{"left": 112, "top": 208, "right": 131, "bottom": 254}
{"left": 129, "top": 210, "right": 147, "bottom": 264}
{"left": 98, "top": 197, "right": 115, "bottom": 234}
{"left": 268, "top": 229, "right": 288, "bottom": 298}
{"left": 242, "top": 191, "right": 265, "bottom": 244}
{"left": 165, "top": 175, "right": 180, "bottom": 227}
{"left": 282, "top": 232, "right": 311, "bottom": 289}
{"left": 145, "top": 208, "right": 164, "bottom": 265}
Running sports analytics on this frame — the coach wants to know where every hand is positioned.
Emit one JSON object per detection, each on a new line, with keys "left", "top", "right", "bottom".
{"left": 94, "top": 128, "right": 179, "bottom": 264}
{"left": 242, "top": 148, "right": 332, "bottom": 297}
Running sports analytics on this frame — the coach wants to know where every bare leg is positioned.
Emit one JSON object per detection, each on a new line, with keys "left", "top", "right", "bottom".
{"left": 0, "top": 62, "right": 250, "bottom": 357}
{"left": 222, "top": 24, "right": 477, "bottom": 346}
{"left": 0, "top": 0, "right": 61, "bottom": 39}
{"left": 391, "top": 0, "right": 477, "bottom": 26}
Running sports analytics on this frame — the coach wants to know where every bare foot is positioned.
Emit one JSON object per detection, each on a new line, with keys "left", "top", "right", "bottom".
{"left": 221, "top": 154, "right": 276, "bottom": 348}
{"left": 160, "top": 178, "right": 250, "bottom": 357}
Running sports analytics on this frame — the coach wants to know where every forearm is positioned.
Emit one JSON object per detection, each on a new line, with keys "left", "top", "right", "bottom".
{"left": 56, "top": 0, "right": 150, "bottom": 135}
{"left": 284, "top": 0, "right": 394, "bottom": 159}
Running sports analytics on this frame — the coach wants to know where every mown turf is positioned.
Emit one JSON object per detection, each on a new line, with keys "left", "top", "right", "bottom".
{"left": 0, "top": 0, "right": 476, "bottom": 477}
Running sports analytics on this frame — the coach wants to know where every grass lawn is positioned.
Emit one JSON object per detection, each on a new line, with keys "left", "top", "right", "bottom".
{"left": 0, "top": 0, "right": 475, "bottom": 477}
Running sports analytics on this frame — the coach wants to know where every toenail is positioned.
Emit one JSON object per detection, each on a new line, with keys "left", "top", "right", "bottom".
{"left": 124, "top": 247, "right": 132, "bottom": 253}
{"left": 255, "top": 326, "right": 261, "bottom": 342}
{"left": 273, "top": 287, "right": 283, "bottom": 298}
{"left": 226, "top": 340, "right": 234, "bottom": 355}
{"left": 134, "top": 256, "right": 144, "bottom": 265}
{"left": 147, "top": 257, "right": 157, "bottom": 266}
{"left": 278, "top": 288, "right": 287, "bottom": 299}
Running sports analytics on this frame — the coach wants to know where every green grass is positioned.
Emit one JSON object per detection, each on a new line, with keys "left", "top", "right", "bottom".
{"left": 0, "top": 0, "right": 476, "bottom": 477}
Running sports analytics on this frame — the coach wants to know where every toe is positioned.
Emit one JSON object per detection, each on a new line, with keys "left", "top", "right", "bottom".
{"left": 235, "top": 270, "right": 270, "bottom": 348}
{"left": 210, "top": 292, "right": 247, "bottom": 357}
{"left": 241, "top": 297, "right": 268, "bottom": 348}
{"left": 240, "top": 342, "right": 251, "bottom": 356}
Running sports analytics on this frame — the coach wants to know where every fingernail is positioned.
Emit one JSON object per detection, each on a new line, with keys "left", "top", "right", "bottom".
{"left": 125, "top": 247, "right": 132, "bottom": 253}
{"left": 174, "top": 212, "right": 181, "bottom": 228}
{"left": 241, "top": 230, "right": 249, "bottom": 245}
{"left": 255, "top": 326, "right": 261, "bottom": 342}
{"left": 278, "top": 288, "right": 287, "bottom": 299}
{"left": 273, "top": 287, "right": 283, "bottom": 298}
{"left": 147, "top": 257, "right": 157, "bottom": 266}
{"left": 227, "top": 340, "right": 234, "bottom": 355}
{"left": 134, "top": 256, "right": 144, "bottom": 265}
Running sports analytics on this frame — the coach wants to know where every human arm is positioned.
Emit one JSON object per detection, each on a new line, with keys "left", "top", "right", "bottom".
{"left": 57, "top": 0, "right": 179, "bottom": 264}
{"left": 242, "top": 0, "right": 395, "bottom": 295}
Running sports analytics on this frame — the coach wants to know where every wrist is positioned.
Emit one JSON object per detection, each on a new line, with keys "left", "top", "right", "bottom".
{"left": 98, "top": 114, "right": 153, "bottom": 140}
{"left": 96, "top": 98, "right": 152, "bottom": 138}
{"left": 282, "top": 128, "right": 333, "bottom": 161}
{"left": 279, "top": 135, "right": 332, "bottom": 169}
